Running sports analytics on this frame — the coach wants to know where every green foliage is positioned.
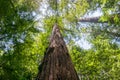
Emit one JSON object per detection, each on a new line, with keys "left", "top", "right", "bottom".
{"left": 0, "top": 0, "right": 120, "bottom": 80}
{"left": 0, "top": 31, "right": 49, "bottom": 79}
{"left": 70, "top": 36, "right": 120, "bottom": 79}
{"left": 0, "top": 0, "right": 43, "bottom": 79}
{"left": 48, "top": 0, "right": 89, "bottom": 23}
{"left": 89, "top": 0, "right": 120, "bottom": 25}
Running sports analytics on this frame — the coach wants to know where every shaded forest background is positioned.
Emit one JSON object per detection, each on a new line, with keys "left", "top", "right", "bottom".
{"left": 0, "top": 0, "right": 120, "bottom": 80}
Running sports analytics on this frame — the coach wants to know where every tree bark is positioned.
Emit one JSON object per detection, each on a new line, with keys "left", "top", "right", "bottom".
{"left": 78, "top": 17, "right": 104, "bottom": 23}
{"left": 36, "top": 24, "right": 79, "bottom": 80}
{"left": 78, "top": 13, "right": 120, "bottom": 23}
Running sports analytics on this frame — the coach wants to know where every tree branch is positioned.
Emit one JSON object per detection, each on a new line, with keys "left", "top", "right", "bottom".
{"left": 78, "top": 13, "right": 120, "bottom": 23}
{"left": 78, "top": 17, "right": 106, "bottom": 23}
{"left": 0, "top": 35, "right": 9, "bottom": 41}
{"left": 106, "top": 31, "right": 120, "bottom": 37}
{"left": 9, "top": 0, "right": 16, "bottom": 12}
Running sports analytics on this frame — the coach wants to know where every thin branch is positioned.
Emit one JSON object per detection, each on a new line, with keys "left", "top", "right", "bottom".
{"left": 9, "top": 0, "right": 17, "bottom": 13}
{"left": 0, "top": 35, "right": 9, "bottom": 41}
{"left": 106, "top": 31, "right": 120, "bottom": 37}
{"left": 0, "top": 61, "right": 6, "bottom": 67}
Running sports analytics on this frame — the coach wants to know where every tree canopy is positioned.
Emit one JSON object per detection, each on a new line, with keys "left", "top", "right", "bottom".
{"left": 0, "top": 0, "right": 120, "bottom": 80}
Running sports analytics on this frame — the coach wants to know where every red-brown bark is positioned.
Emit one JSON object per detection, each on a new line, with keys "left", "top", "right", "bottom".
{"left": 36, "top": 24, "right": 79, "bottom": 80}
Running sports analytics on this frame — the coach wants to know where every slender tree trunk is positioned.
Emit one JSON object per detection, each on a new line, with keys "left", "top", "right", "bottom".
{"left": 78, "top": 17, "right": 103, "bottom": 23}
{"left": 78, "top": 13, "right": 120, "bottom": 23}
{"left": 36, "top": 24, "right": 79, "bottom": 80}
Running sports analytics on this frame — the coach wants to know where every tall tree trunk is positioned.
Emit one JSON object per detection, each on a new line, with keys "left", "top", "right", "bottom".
{"left": 36, "top": 24, "right": 79, "bottom": 80}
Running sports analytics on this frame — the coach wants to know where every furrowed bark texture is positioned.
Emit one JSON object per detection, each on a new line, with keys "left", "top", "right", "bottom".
{"left": 36, "top": 24, "right": 79, "bottom": 80}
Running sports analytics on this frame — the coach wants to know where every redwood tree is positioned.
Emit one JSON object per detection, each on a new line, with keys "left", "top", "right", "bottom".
{"left": 36, "top": 24, "right": 79, "bottom": 80}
